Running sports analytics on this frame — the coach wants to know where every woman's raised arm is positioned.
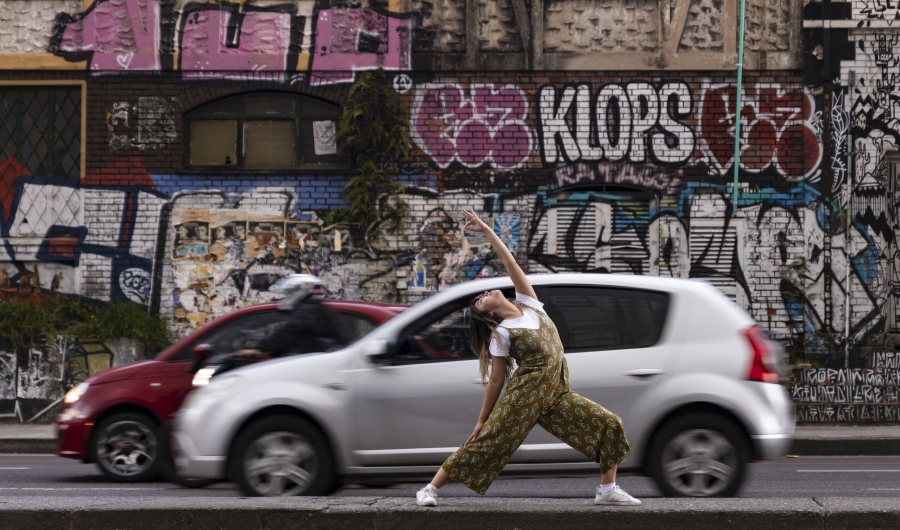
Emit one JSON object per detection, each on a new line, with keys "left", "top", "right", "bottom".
{"left": 462, "top": 210, "right": 536, "bottom": 300}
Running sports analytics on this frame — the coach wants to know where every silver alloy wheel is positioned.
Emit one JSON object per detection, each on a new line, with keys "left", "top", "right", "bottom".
{"left": 95, "top": 420, "right": 158, "bottom": 477}
{"left": 660, "top": 429, "right": 737, "bottom": 497}
{"left": 243, "top": 431, "right": 318, "bottom": 497}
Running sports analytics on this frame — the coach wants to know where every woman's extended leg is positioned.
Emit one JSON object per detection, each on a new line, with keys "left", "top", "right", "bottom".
{"left": 537, "top": 391, "right": 641, "bottom": 506}
{"left": 416, "top": 378, "right": 547, "bottom": 505}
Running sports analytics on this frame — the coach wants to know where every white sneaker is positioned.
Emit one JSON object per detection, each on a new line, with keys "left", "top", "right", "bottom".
{"left": 416, "top": 484, "right": 438, "bottom": 507}
{"left": 594, "top": 485, "right": 642, "bottom": 506}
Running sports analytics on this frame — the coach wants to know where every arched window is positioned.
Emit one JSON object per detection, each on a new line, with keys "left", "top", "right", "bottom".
{"left": 185, "top": 93, "right": 347, "bottom": 170}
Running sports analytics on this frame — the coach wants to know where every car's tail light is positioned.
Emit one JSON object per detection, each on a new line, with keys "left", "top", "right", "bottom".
{"left": 745, "top": 326, "right": 780, "bottom": 383}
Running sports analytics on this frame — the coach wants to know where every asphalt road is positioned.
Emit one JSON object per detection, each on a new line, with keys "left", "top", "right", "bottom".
{"left": 2, "top": 455, "right": 900, "bottom": 500}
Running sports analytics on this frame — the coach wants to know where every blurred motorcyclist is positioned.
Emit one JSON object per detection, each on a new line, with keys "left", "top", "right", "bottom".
{"left": 235, "top": 274, "right": 347, "bottom": 358}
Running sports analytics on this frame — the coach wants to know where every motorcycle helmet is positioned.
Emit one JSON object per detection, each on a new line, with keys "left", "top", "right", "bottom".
{"left": 270, "top": 274, "right": 325, "bottom": 310}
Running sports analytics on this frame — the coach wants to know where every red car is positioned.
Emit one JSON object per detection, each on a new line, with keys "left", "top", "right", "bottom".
{"left": 56, "top": 300, "right": 406, "bottom": 482}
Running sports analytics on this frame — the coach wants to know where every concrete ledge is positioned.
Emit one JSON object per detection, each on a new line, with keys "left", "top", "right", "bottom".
{"left": 791, "top": 437, "right": 900, "bottom": 456}
{"left": 0, "top": 438, "right": 56, "bottom": 454}
{"left": 0, "top": 496, "right": 900, "bottom": 530}
{"left": 3, "top": 496, "right": 899, "bottom": 530}
{"left": 0, "top": 497, "right": 828, "bottom": 530}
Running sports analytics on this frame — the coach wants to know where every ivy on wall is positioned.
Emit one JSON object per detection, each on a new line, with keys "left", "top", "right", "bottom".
{"left": 336, "top": 68, "right": 411, "bottom": 240}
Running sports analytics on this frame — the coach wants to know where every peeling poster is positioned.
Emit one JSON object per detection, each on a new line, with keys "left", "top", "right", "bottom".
{"left": 246, "top": 212, "right": 285, "bottom": 258}
{"left": 172, "top": 208, "right": 210, "bottom": 260}
{"left": 209, "top": 209, "right": 247, "bottom": 261}
{"left": 286, "top": 221, "right": 321, "bottom": 250}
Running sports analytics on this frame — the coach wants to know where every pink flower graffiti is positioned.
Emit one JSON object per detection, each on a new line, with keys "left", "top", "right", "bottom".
{"left": 411, "top": 83, "right": 533, "bottom": 169}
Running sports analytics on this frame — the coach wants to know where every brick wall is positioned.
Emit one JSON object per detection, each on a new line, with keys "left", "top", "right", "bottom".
{"left": 0, "top": 70, "right": 826, "bottom": 342}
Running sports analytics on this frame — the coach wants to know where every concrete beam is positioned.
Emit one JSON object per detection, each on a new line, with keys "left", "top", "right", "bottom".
{"left": 8, "top": 496, "right": 900, "bottom": 529}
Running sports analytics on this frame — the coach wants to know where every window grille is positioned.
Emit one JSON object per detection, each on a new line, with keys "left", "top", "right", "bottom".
{"left": 0, "top": 87, "right": 81, "bottom": 181}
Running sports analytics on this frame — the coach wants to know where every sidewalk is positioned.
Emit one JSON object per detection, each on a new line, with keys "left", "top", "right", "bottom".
{"left": 0, "top": 423, "right": 56, "bottom": 454}
{"left": 791, "top": 425, "right": 900, "bottom": 455}
{"left": 0, "top": 423, "right": 897, "bottom": 455}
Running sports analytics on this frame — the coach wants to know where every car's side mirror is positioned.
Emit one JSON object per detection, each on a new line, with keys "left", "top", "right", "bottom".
{"left": 364, "top": 338, "right": 395, "bottom": 365}
{"left": 193, "top": 343, "right": 213, "bottom": 359}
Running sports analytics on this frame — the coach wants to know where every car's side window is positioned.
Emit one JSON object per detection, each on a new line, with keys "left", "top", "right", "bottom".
{"left": 394, "top": 301, "right": 476, "bottom": 363}
{"left": 538, "top": 286, "right": 669, "bottom": 352}
{"left": 333, "top": 311, "right": 378, "bottom": 342}
{"left": 166, "top": 311, "right": 291, "bottom": 362}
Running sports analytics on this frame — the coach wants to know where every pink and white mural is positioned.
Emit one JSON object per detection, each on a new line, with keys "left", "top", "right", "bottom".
{"left": 50, "top": 0, "right": 412, "bottom": 84}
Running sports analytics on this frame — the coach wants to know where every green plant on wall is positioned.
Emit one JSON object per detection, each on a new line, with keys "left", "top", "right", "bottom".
{"left": 337, "top": 68, "right": 411, "bottom": 240}
{"left": 0, "top": 298, "right": 171, "bottom": 354}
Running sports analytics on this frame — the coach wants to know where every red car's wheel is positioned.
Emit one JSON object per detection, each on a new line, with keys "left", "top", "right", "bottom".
{"left": 91, "top": 412, "right": 159, "bottom": 482}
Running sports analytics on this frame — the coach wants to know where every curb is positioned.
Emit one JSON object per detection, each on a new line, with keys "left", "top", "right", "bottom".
{"left": 0, "top": 438, "right": 56, "bottom": 454}
{"left": 790, "top": 438, "right": 900, "bottom": 456}
{"left": 0, "top": 496, "right": 895, "bottom": 530}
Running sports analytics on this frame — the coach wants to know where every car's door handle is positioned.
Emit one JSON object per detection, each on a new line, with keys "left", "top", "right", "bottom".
{"left": 623, "top": 369, "right": 664, "bottom": 378}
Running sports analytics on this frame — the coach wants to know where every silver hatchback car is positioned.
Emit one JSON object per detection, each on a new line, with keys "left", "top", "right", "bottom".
{"left": 173, "top": 274, "right": 794, "bottom": 497}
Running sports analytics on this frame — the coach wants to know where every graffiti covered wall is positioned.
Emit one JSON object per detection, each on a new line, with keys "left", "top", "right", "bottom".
{"left": 133, "top": 72, "right": 834, "bottom": 344}
{"left": 792, "top": 0, "right": 900, "bottom": 421}
{"left": 0, "top": 336, "right": 142, "bottom": 421}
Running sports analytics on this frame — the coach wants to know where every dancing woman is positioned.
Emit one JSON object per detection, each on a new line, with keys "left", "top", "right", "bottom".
{"left": 415, "top": 210, "right": 641, "bottom": 507}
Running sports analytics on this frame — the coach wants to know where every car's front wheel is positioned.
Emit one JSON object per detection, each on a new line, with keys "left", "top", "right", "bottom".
{"left": 91, "top": 412, "right": 159, "bottom": 482}
{"left": 231, "top": 415, "right": 336, "bottom": 497}
{"left": 155, "top": 424, "right": 215, "bottom": 488}
{"left": 646, "top": 412, "right": 750, "bottom": 497}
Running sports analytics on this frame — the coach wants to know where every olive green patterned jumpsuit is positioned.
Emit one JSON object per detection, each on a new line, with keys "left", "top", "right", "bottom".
{"left": 441, "top": 306, "right": 631, "bottom": 494}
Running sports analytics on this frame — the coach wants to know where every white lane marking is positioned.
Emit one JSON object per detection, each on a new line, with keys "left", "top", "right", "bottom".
{"left": 0, "top": 487, "right": 177, "bottom": 491}
{"left": 868, "top": 488, "right": 900, "bottom": 490}
{"left": 0, "top": 467, "right": 29, "bottom": 470}
{"left": 0, "top": 454, "right": 62, "bottom": 457}
{"left": 797, "top": 470, "right": 900, "bottom": 473}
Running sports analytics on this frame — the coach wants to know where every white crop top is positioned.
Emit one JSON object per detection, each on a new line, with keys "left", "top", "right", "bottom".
{"left": 488, "top": 292, "right": 546, "bottom": 357}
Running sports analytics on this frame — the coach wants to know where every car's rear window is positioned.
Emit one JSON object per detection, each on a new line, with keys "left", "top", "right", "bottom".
{"left": 538, "top": 286, "right": 669, "bottom": 351}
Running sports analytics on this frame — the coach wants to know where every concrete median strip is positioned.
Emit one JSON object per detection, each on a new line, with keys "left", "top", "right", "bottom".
{"left": 2, "top": 496, "right": 900, "bottom": 529}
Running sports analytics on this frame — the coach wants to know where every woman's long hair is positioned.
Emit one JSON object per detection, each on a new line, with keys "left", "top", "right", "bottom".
{"left": 469, "top": 294, "right": 515, "bottom": 385}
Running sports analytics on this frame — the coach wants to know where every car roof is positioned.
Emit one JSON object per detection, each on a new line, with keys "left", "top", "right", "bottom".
{"left": 156, "top": 299, "right": 408, "bottom": 361}
{"left": 426, "top": 273, "right": 716, "bottom": 300}
{"left": 368, "top": 273, "right": 754, "bottom": 338}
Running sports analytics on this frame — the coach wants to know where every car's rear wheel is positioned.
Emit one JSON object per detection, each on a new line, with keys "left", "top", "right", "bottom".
{"left": 231, "top": 415, "right": 336, "bottom": 497}
{"left": 91, "top": 412, "right": 159, "bottom": 482}
{"left": 647, "top": 412, "right": 750, "bottom": 497}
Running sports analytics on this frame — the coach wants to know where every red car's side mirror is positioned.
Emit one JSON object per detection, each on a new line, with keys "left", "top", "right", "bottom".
{"left": 193, "top": 343, "right": 213, "bottom": 359}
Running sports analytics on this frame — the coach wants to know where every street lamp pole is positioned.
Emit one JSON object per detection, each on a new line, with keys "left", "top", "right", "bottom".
{"left": 732, "top": 0, "right": 748, "bottom": 215}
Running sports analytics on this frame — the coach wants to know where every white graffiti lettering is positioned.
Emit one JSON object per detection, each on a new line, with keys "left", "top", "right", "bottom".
{"left": 537, "top": 82, "right": 695, "bottom": 165}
